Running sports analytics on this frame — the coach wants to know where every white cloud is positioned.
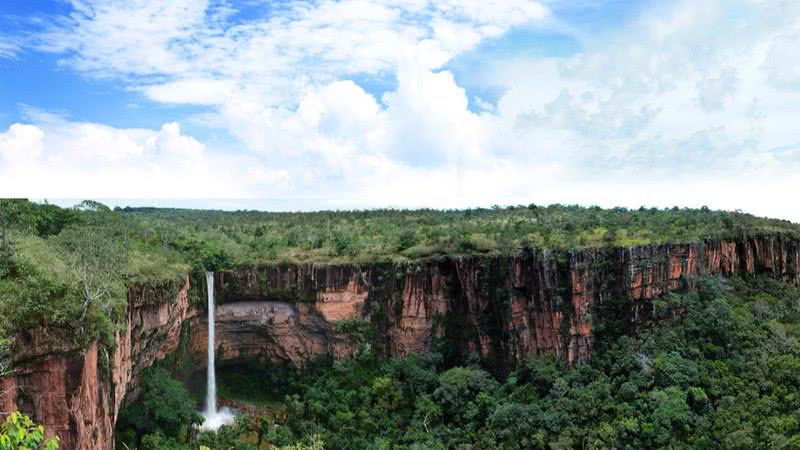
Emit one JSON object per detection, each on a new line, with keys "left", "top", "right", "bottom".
{"left": 142, "top": 79, "right": 237, "bottom": 105}
{"left": 0, "top": 36, "right": 20, "bottom": 59}
{"left": 34, "top": 0, "right": 548, "bottom": 160}
{"left": 487, "top": 0, "right": 800, "bottom": 178}
{"left": 0, "top": 118, "right": 252, "bottom": 198}
{"left": 8, "top": 0, "right": 800, "bottom": 221}
{"left": 146, "top": 123, "right": 205, "bottom": 160}
{"left": 38, "top": 0, "right": 548, "bottom": 81}
{"left": 0, "top": 124, "right": 44, "bottom": 165}
{"left": 382, "top": 64, "right": 483, "bottom": 166}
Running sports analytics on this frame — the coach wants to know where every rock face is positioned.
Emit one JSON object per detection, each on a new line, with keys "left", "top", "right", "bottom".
{"left": 188, "top": 301, "right": 355, "bottom": 367}
{"left": 189, "top": 234, "right": 800, "bottom": 371}
{"left": 0, "top": 277, "right": 191, "bottom": 450}
{"left": 2, "top": 234, "right": 799, "bottom": 448}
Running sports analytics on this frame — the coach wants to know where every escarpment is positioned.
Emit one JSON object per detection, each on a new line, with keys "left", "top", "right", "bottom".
{"left": 195, "top": 234, "right": 800, "bottom": 370}
{"left": 2, "top": 234, "right": 799, "bottom": 448}
{"left": 0, "top": 276, "right": 192, "bottom": 450}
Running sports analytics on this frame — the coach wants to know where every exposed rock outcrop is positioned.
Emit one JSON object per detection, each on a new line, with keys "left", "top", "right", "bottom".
{"left": 188, "top": 301, "right": 355, "bottom": 367}
{"left": 2, "top": 234, "right": 799, "bottom": 448}
{"left": 0, "top": 277, "right": 191, "bottom": 450}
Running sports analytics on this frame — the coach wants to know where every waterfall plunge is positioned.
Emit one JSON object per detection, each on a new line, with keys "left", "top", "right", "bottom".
{"left": 201, "top": 271, "right": 234, "bottom": 431}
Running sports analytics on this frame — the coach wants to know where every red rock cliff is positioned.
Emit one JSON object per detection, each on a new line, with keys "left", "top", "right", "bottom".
{"left": 0, "top": 276, "right": 191, "bottom": 450}
{"left": 195, "top": 234, "right": 800, "bottom": 371}
{"left": 2, "top": 234, "right": 799, "bottom": 448}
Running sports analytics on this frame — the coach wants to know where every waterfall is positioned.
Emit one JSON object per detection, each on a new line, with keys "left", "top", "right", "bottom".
{"left": 206, "top": 271, "right": 217, "bottom": 417}
{"left": 201, "top": 271, "right": 233, "bottom": 431}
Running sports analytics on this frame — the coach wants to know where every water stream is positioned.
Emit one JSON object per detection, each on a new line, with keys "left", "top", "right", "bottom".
{"left": 201, "top": 271, "right": 234, "bottom": 431}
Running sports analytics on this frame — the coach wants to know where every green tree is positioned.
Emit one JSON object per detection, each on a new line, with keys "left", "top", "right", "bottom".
{"left": 54, "top": 226, "right": 125, "bottom": 322}
{"left": 433, "top": 367, "right": 499, "bottom": 425}
{"left": 279, "top": 434, "right": 324, "bottom": 450}
{"left": 0, "top": 412, "right": 59, "bottom": 450}
{"left": 116, "top": 368, "right": 202, "bottom": 448}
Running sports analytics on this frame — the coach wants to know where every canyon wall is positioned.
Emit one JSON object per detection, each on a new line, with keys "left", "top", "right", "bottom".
{"left": 0, "top": 277, "right": 192, "bottom": 450}
{"left": 1, "top": 234, "right": 799, "bottom": 448}
{"left": 189, "top": 234, "right": 800, "bottom": 372}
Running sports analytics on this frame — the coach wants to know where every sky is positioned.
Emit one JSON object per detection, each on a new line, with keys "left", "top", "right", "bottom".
{"left": 1, "top": 0, "right": 799, "bottom": 220}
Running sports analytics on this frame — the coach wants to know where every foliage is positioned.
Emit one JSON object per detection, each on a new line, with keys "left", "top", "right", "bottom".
{"left": 1, "top": 199, "right": 798, "bottom": 349}
{"left": 0, "top": 412, "right": 59, "bottom": 450}
{"left": 5, "top": 200, "right": 800, "bottom": 448}
{"left": 54, "top": 225, "right": 126, "bottom": 322}
{"left": 0, "top": 200, "right": 187, "bottom": 357}
{"left": 277, "top": 434, "right": 324, "bottom": 450}
{"left": 127, "top": 275, "right": 800, "bottom": 449}
{"left": 0, "top": 234, "right": 86, "bottom": 345}
{"left": 116, "top": 203, "right": 800, "bottom": 265}
{"left": 116, "top": 368, "right": 202, "bottom": 449}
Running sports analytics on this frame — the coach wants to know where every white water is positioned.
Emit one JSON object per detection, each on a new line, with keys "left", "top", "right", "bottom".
{"left": 201, "top": 271, "right": 234, "bottom": 431}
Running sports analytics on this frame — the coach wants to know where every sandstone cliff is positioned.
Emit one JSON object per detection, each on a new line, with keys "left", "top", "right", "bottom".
{"left": 0, "top": 277, "right": 191, "bottom": 450}
{"left": 2, "top": 234, "right": 799, "bottom": 448}
{"left": 196, "top": 234, "right": 799, "bottom": 371}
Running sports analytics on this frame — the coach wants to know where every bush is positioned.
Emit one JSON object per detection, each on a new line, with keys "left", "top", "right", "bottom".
{"left": 116, "top": 368, "right": 202, "bottom": 448}
{"left": 0, "top": 411, "right": 59, "bottom": 450}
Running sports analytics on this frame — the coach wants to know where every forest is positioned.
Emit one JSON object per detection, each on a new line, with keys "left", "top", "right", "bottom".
{"left": 112, "top": 275, "right": 800, "bottom": 449}
{"left": 2, "top": 199, "right": 800, "bottom": 449}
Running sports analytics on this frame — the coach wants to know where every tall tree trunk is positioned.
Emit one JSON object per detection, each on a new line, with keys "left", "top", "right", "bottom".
{"left": 80, "top": 288, "right": 92, "bottom": 321}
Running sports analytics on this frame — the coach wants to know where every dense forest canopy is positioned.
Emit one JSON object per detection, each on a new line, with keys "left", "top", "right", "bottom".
{"left": 116, "top": 203, "right": 800, "bottom": 264}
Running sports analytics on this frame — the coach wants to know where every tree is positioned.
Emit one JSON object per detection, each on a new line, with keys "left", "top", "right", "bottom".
{"left": 279, "top": 435, "right": 324, "bottom": 450}
{"left": 116, "top": 368, "right": 202, "bottom": 448}
{"left": 397, "top": 230, "right": 417, "bottom": 251}
{"left": 0, "top": 412, "right": 59, "bottom": 450}
{"left": 0, "top": 338, "right": 11, "bottom": 391}
{"left": 0, "top": 201, "right": 27, "bottom": 278}
{"left": 54, "top": 226, "right": 125, "bottom": 322}
{"left": 433, "top": 367, "right": 499, "bottom": 424}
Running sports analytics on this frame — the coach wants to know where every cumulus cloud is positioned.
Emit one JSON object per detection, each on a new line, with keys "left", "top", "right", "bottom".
{"left": 30, "top": 0, "right": 548, "bottom": 165}
{"left": 0, "top": 117, "right": 252, "bottom": 198}
{"left": 490, "top": 0, "right": 800, "bottom": 179}
{"left": 0, "top": 124, "right": 44, "bottom": 165}
{"left": 142, "top": 79, "right": 237, "bottom": 105}
{"left": 6, "top": 0, "right": 800, "bottom": 220}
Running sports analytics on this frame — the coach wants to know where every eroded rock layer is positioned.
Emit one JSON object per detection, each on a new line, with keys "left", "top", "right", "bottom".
{"left": 2, "top": 234, "right": 799, "bottom": 448}
{"left": 0, "top": 277, "right": 191, "bottom": 450}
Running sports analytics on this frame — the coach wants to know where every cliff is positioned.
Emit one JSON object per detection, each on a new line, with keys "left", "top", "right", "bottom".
{"left": 191, "top": 235, "right": 799, "bottom": 371}
{"left": 2, "top": 234, "right": 799, "bottom": 448}
{"left": 0, "top": 277, "right": 192, "bottom": 450}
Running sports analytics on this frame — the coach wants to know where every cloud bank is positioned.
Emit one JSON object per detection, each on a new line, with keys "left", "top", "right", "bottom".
{"left": 2, "top": 0, "right": 800, "bottom": 219}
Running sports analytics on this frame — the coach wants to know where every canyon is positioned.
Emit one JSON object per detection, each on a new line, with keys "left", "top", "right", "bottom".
{"left": 1, "top": 234, "right": 799, "bottom": 448}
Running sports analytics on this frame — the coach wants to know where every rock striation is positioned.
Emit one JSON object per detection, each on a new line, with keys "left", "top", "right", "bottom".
{"left": 0, "top": 277, "right": 192, "bottom": 450}
{"left": 198, "top": 235, "right": 799, "bottom": 370}
{"left": 2, "top": 234, "right": 799, "bottom": 448}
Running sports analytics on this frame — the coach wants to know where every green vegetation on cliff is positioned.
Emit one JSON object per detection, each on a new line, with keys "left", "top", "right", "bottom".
{"left": 0, "top": 198, "right": 798, "bottom": 364}
{"left": 119, "top": 202, "right": 800, "bottom": 265}
{"left": 0, "top": 200, "right": 189, "bottom": 353}
{"left": 122, "top": 275, "right": 800, "bottom": 449}
{"left": 3, "top": 199, "right": 800, "bottom": 448}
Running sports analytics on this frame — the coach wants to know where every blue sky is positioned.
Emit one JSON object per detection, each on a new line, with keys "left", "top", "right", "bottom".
{"left": 0, "top": 0, "right": 614, "bottom": 129}
{"left": 0, "top": 1, "right": 651, "bottom": 123}
{"left": 1, "top": 0, "right": 800, "bottom": 220}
